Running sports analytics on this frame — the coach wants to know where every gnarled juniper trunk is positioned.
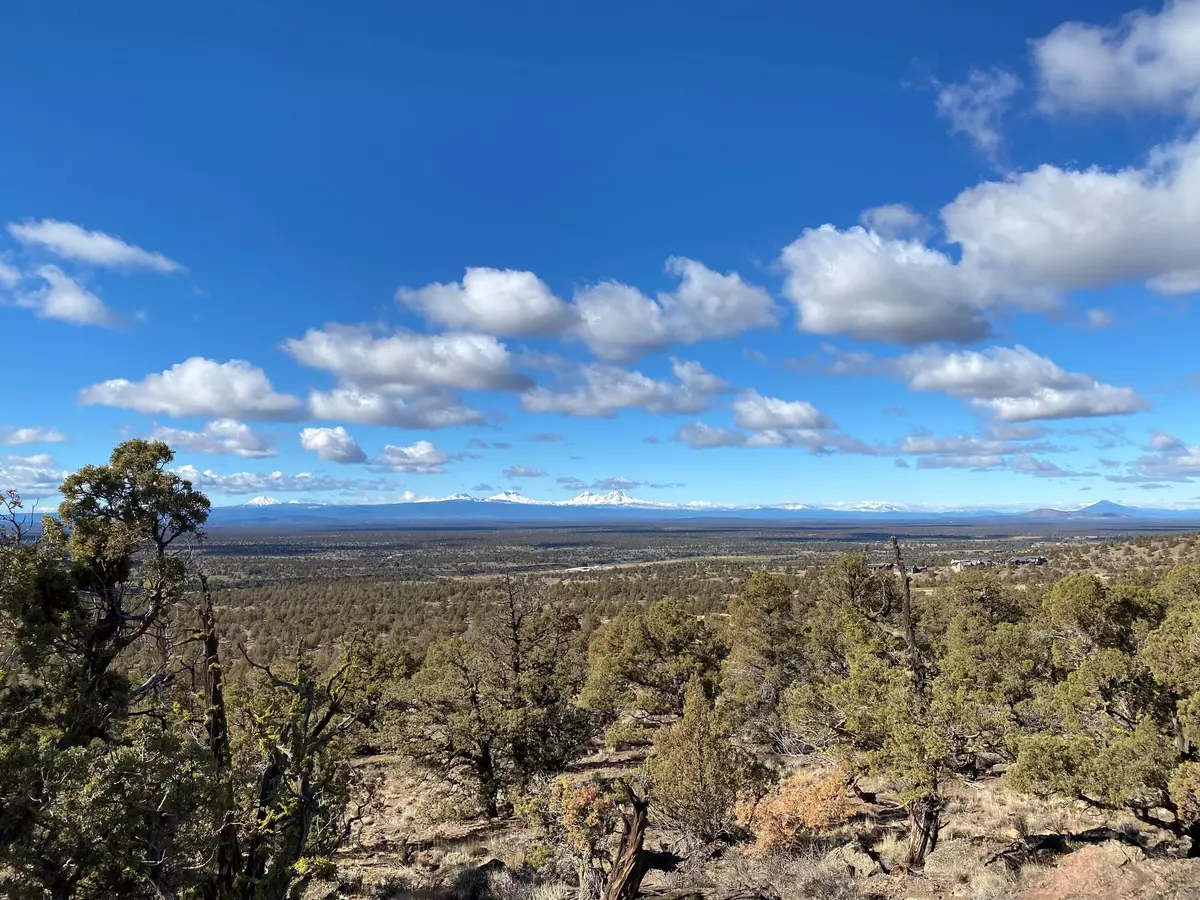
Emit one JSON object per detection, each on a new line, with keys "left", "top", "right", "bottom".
{"left": 603, "top": 785, "right": 650, "bottom": 900}
{"left": 906, "top": 793, "right": 942, "bottom": 868}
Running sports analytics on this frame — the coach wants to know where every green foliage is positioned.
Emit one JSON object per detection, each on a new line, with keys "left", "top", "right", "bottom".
{"left": 645, "top": 677, "right": 758, "bottom": 841}
{"left": 518, "top": 776, "right": 620, "bottom": 889}
{"left": 396, "top": 580, "right": 594, "bottom": 817}
{"left": 1006, "top": 569, "right": 1200, "bottom": 850}
{"left": 580, "top": 598, "right": 727, "bottom": 720}
{"left": 721, "top": 572, "right": 804, "bottom": 740}
{"left": 0, "top": 441, "right": 370, "bottom": 899}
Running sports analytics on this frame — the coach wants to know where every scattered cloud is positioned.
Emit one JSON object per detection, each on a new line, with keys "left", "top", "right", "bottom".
{"left": 1086, "top": 308, "right": 1115, "bottom": 329}
{"left": 396, "top": 258, "right": 776, "bottom": 362}
{"left": 915, "top": 454, "right": 1007, "bottom": 471}
{"left": 894, "top": 458, "right": 910, "bottom": 468}
{"left": 283, "top": 325, "right": 532, "bottom": 393}
{"left": 0, "top": 259, "right": 20, "bottom": 288}
{"left": 898, "top": 432, "right": 1058, "bottom": 457}
{"left": 1033, "top": 0, "right": 1200, "bottom": 117}
{"left": 15, "top": 265, "right": 123, "bottom": 328}
{"left": 1069, "top": 425, "right": 1133, "bottom": 449}
{"left": 1008, "top": 454, "right": 1082, "bottom": 478}
{"left": 8, "top": 219, "right": 183, "bottom": 272}
{"left": 942, "top": 130, "right": 1200, "bottom": 299}
{"left": 1127, "top": 440, "right": 1200, "bottom": 482}
{"left": 899, "top": 427, "right": 1070, "bottom": 476}
{"left": 858, "top": 204, "right": 931, "bottom": 240}
{"left": 153, "top": 419, "right": 275, "bottom": 458}
{"left": 674, "top": 421, "right": 887, "bottom": 455}
{"left": 0, "top": 453, "right": 68, "bottom": 496}
{"left": 780, "top": 226, "right": 992, "bottom": 344}
{"left": 299, "top": 426, "right": 367, "bottom": 464}
{"left": 493, "top": 442, "right": 512, "bottom": 450}
{"left": 81, "top": 357, "right": 302, "bottom": 421}
{"left": 530, "top": 432, "right": 564, "bottom": 442}
{"left": 984, "top": 422, "right": 1050, "bottom": 441}
{"left": 591, "top": 476, "right": 641, "bottom": 491}
{"left": 0, "top": 426, "right": 66, "bottom": 446}
{"left": 782, "top": 127, "right": 1200, "bottom": 347}
{"left": 732, "top": 390, "right": 834, "bottom": 431}
{"left": 504, "top": 465, "right": 547, "bottom": 478}
{"left": 934, "top": 68, "right": 1022, "bottom": 165}
{"left": 642, "top": 436, "right": 661, "bottom": 444}
{"left": 572, "top": 257, "right": 778, "bottom": 361}
{"left": 898, "top": 345, "right": 1150, "bottom": 421}
{"left": 468, "top": 438, "right": 492, "bottom": 450}
{"left": 1146, "top": 429, "right": 1185, "bottom": 452}
{"left": 522, "top": 359, "right": 727, "bottom": 418}
{"left": 473, "top": 483, "right": 495, "bottom": 492}
{"left": 558, "top": 475, "right": 648, "bottom": 491}
{"left": 373, "top": 441, "right": 452, "bottom": 474}
{"left": 397, "top": 267, "right": 576, "bottom": 336}
{"left": 307, "top": 386, "right": 483, "bottom": 428}
{"left": 175, "top": 465, "right": 389, "bottom": 495}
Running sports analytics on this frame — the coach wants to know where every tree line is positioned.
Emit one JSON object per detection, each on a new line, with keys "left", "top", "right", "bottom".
{"left": 2, "top": 440, "right": 1200, "bottom": 899}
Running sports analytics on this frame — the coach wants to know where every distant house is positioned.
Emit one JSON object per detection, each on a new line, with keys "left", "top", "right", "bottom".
{"left": 1009, "top": 556, "right": 1048, "bottom": 567}
{"left": 869, "top": 562, "right": 895, "bottom": 571}
{"left": 950, "top": 558, "right": 994, "bottom": 571}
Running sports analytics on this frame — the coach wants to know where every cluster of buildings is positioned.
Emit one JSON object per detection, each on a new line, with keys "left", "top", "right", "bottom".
{"left": 948, "top": 556, "right": 1048, "bottom": 571}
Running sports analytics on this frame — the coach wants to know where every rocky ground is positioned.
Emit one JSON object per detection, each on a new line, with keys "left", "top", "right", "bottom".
{"left": 314, "top": 754, "right": 1200, "bottom": 900}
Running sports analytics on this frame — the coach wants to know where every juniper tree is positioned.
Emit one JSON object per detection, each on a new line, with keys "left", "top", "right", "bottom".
{"left": 580, "top": 598, "right": 726, "bottom": 723}
{"left": 397, "top": 578, "right": 593, "bottom": 816}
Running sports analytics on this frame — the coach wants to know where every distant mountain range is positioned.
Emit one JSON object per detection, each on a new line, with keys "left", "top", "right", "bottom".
{"left": 207, "top": 494, "right": 1200, "bottom": 529}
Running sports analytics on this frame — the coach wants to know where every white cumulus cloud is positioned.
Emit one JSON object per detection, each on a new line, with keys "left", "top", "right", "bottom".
{"left": 780, "top": 225, "right": 992, "bottom": 344}
{"left": 898, "top": 345, "right": 1150, "bottom": 422}
{"left": 307, "top": 386, "right": 483, "bottom": 429}
{"left": 572, "top": 257, "right": 777, "bottom": 361}
{"left": 397, "top": 267, "right": 577, "bottom": 336}
{"left": 942, "top": 132, "right": 1200, "bottom": 299}
{"left": 16, "top": 266, "right": 123, "bottom": 328}
{"left": 299, "top": 426, "right": 367, "bottom": 464}
{"left": 1034, "top": 0, "right": 1200, "bottom": 117}
{"left": 80, "top": 358, "right": 302, "bottom": 420}
{"left": 521, "top": 359, "right": 727, "bottom": 418}
{"left": 732, "top": 390, "right": 834, "bottom": 431}
{"left": 283, "top": 325, "right": 531, "bottom": 393}
{"left": 152, "top": 419, "right": 275, "bottom": 458}
{"left": 373, "top": 440, "right": 452, "bottom": 474}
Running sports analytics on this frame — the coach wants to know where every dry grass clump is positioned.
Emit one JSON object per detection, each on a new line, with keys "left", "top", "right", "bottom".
{"left": 712, "top": 849, "right": 871, "bottom": 900}
{"left": 870, "top": 831, "right": 908, "bottom": 872}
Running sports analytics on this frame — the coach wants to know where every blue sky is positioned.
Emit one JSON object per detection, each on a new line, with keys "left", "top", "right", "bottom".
{"left": 4, "top": 0, "right": 1200, "bottom": 510}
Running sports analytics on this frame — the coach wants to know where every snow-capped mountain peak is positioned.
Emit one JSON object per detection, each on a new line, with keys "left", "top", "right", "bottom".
{"left": 243, "top": 496, "right": 281, "bottom": 507}
{"left": 559, "top": 490, "right": 675, "bottom": 508}
{"left": 833, "top": 500, "right": 907, "bottom": 513}
{"left": 484, "top": 489, "right": 544, "bottom": 504}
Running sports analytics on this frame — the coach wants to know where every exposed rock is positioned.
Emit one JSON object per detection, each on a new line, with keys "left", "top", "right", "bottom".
{"left": 1018, "top": 841, "right": 1156, "bottom": 900}
{"left": 823, "top": 841, "right": 882, "bottom": 878}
